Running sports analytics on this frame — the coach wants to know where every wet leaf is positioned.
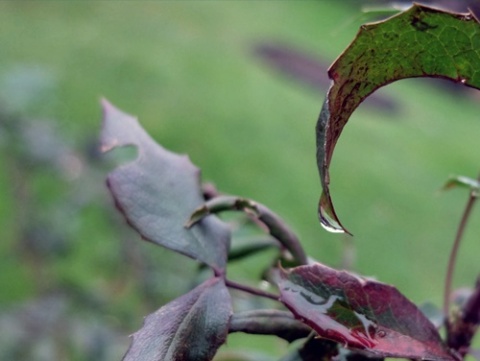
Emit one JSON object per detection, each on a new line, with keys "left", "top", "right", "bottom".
{"left": 123, "top": 277, "right": 232, "bottom": 361}
{"left": 316, "top": 4, "right": 480, "bottom": 233}
{"left": 278, "top": 263, "right": 454, "bottom": 360}
{"left": 100, "top": 100, "right": 230, "bottom": 272}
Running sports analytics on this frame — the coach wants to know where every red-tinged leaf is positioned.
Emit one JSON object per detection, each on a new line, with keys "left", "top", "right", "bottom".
{"left": 100, "top": 99, "right": 230, "bottom": 272}
{"left": 316, "top": 4, "right": 480, "bottom": 234}
{"left": 123, "top": 277, "right": 232, "bottom": 361}
{"left": 278, "top": 263, "right": 455, "bottom": 360}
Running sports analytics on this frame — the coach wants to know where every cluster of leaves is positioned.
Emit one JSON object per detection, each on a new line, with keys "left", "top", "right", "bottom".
{"left": 101, "top": 4, "right": 480, "bottom": 361}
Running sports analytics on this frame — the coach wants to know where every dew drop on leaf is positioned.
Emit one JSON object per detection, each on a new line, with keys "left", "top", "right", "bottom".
{"left": 319, "top": 192, "right": 346, "bottom": 233}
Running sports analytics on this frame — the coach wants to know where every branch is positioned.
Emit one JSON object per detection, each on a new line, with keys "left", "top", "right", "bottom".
{"left": 229, "top": 309, "right": 312, "bottom": 342}
{"left": 186, "top": 196, "right": 308, "bottom": 265}
{"left": 225, "top": 278, "right": 279, "bottom": 302}
{"left": 444, "top": 172, "right": 480, "bottom": 318}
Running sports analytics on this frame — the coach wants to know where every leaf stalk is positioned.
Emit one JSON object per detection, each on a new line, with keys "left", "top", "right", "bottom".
{"left": 443, "top": 172, "right": 480, "bottom": 320}
{"left": 225, "top": 278, "right": 279, "bottom": 302}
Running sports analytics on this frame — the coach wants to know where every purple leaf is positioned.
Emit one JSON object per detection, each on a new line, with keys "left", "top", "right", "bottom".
{"left": 123, "top": 277, "right": 232, "bottom": 361}
{"left": 100, "top": 100, "right": 230, "bottom": 272}
{"left": 278, "top": 263, "right": 455, "bottom": 360}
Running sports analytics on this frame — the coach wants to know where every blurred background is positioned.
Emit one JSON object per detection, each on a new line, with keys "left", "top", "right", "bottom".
{"left": 0, "top": 1, "right": 479, "bottom": 360}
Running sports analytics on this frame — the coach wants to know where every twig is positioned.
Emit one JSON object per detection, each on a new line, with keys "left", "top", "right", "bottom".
{"left": 186, "top": 196, "right": 308, "bottom": 265}
{"left": 229, "top": 309, "right": 311, "bottom": 342}
{"left": 225, "top": 278, "right": 279, "bottom": 301}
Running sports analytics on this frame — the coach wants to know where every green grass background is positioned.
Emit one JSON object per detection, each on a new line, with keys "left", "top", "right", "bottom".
{"left": 0, "top": 1, "right": 479, "bottom": 359}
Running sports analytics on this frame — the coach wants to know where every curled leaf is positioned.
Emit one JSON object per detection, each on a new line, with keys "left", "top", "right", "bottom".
{"left": 123, "top": 277, "right": 232, "bottom": 361}
{"left": 100, "top": 100, "right": 230, "bottom": 272}
{"left": 316, "top": 4, "right": 480, "bottom": 233}
{"left": 278, "top": 263, "right": 454, "bottom": 360}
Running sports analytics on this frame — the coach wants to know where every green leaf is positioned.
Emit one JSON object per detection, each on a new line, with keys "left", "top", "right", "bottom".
{"left": 278, "top": 263, "right": 455, "bottom": 360}
{"left": 100, "top": 100, "right": 230, "bottom": 272}
{"left": 123, "top": 277, "right": 232, "bottom": 361}
{"left": 316, "top": 4, "right": 480, "bottom": 234}
{"left": 441, "top": 175, "right": 480, "bottom": 192}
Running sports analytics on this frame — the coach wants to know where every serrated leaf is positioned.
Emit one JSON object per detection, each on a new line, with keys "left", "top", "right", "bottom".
{"left": 316, "top": 4, "right": 480, "bottom": 233}
{"left": 100, "top": 100, "right": 230, "bottom": 272}
{"left": 278, "top": 263, "right": 454, "bottom": 360}
{"left": 123, "top": 277, "right": 232, "bottom": 361}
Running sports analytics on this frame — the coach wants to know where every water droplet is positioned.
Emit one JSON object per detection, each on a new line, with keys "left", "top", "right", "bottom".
{"left": 460, "top": 78, "right": 466, "bottom": 84}
{"left": 319, "top": 193, "right": 347, "bottom": 233}
{"left": 376, "top": 330, "right": 386, "bottom": 338}
{"left": 299, "top": 290, "right": 330, "bottom": 306}
{"left": 354, "top": 311, "right": 377, "bottom": 340}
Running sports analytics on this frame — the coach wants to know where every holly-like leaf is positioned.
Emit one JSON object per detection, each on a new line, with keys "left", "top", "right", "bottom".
{"left": 316, "top": 4, "right": 480, "bottom": 233}
{"left": 100, "top": 100, "right": 230, "bottom": 272}
{"left": 123, "top": 277, "right": 232, "bottom": 361}
{"left": 278, "top": 263, "right": 455, "bottom": 360}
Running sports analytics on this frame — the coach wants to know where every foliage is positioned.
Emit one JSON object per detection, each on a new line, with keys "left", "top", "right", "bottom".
{"left": 101, "top": 4, "right": 480, "bottom": 361}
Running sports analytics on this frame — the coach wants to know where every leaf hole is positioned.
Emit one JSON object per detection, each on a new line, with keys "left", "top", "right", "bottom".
{"left": 101, "top": 144, "right": 139, "bottom": 168}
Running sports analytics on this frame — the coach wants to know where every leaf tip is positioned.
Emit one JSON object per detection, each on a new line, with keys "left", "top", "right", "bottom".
{"left": 318, "top": 192, "right": 352, "bottom": 235}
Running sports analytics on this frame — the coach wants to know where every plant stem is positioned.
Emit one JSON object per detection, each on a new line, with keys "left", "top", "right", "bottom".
{"left": 225, "top": 278, "right": 279, "bottom": 301}
{"left": 447, "top": 276, "right": 480, "bottom": 356}
{"left": 186, "top": 195, "right": 308, "bottom": 265}
{"left": 443, "top": 172, "right": 480, "bottom": 319}
{"left": 229, "top": 309, "right": 311, "bottom": 342}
